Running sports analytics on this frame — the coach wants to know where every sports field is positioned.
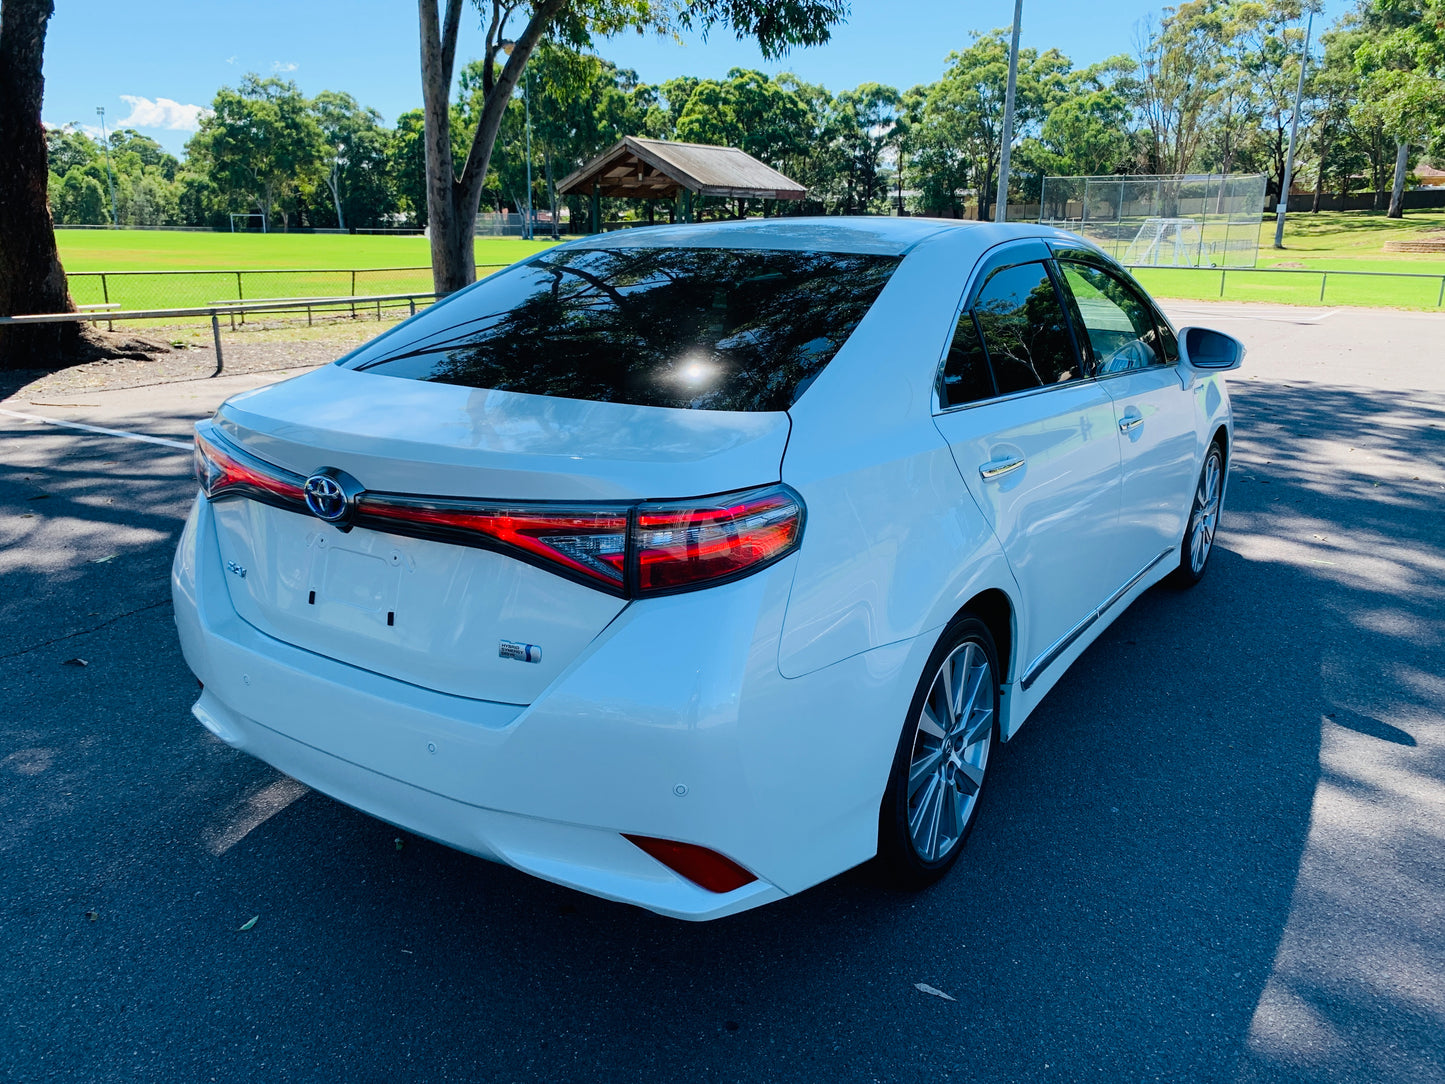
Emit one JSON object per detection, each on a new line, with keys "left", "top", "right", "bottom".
{"left": 56, "top": 231, "right": 553, "bottom": 272}
{"left": 53, "top": 209, "right": 1445, "bottom": 311}
{"left": 55, "top": 232, "right": 556, "bottom": 312}
{"left": 1136, "top": 209, "right": 1445, "bottom": 309}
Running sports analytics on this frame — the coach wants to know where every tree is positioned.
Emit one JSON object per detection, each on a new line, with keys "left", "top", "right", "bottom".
{"left": 314, "top": 91, "right": 393, "bottom": 229}
{"left": 1352, "top": 0, "right": 1445, "bottom": 216}
{"left": 1135, "top": 3, "right": 1223, "bottom": 175}
{"left": 416, "top": 0, "right": 847, "bottom": 295}
{"left": 187, "top": 75, "right": 324, "bottom": 230}
{"left": 389, "top": 109, "right": 430, "bottom": 227}
{"left": 0, "top": 0, "right": 82, "bottom": 367}
{"left": 834, "top": 82, "right": 901, "bottom": 213}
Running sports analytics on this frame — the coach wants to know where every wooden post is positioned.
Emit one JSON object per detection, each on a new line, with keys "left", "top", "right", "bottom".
{"left": 590, "top": 188, "right": 601, "bottom": 234}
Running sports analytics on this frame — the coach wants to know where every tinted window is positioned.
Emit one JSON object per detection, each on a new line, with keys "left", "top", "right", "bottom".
{"left": 343, "top": 247, "right": 901, "bottom": 412}
{"left": 939, "top": 311, "right": 995, "bottom": 408}
{"left": 1058, "top": 261, "right": 1165, "bottom": 374}
{"left": 972, "top": 262, "right": 1081, "bottom": 394}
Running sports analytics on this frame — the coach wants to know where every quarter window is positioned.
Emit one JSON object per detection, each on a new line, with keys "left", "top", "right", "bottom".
{"left": 1058, "top": 261, "right": 1166, "bottom": 374}
{"left": 972, "top": 262, "right": 1082, "bottom": 394}
{"left": 939, "top": 311, "right": 995, "bottom": 408}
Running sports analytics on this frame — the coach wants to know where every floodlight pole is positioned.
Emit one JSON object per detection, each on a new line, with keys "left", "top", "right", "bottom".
{"left": 1273, "top": 8, "right": 1313, "bottom": 249}
{"left": 96, "top": 107, "right": 119, "bottom": 227}
{"left": 994, "top": 0, "right": 1024, "bottom": 223}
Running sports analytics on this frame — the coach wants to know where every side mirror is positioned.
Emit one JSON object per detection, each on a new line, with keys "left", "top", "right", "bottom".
{"left": 1178, "top": 326, "right": 1245, "bottom": 371}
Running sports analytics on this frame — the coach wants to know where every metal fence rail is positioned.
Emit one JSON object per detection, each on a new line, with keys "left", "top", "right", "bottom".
{"left": 65, "top": 266, "right": 450, "bottom": 313}
{"left": 1129, "top": 264, "right": 1445, "bottom": 307}
{"left": 0, "top": 292, "right": 441, "bottom": 375}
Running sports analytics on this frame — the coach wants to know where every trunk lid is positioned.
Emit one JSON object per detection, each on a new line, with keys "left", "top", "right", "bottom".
{"left": 207, "top": 364, "right": 790, "bottom": 704}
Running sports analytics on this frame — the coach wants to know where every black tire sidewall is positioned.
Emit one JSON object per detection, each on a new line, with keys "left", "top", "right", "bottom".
{"left": 1172, "top": 441, "right": 1225, "bottom": 587}
{"left": 878, "top": 615, "right": 1001, "bottom": 887}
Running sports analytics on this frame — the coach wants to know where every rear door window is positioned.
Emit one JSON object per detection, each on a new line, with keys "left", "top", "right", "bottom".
{"left": 343, "top": 247, "right": 902, "bottom": 412}
{"left": 971, "top": 262, "right": 1083, "bottom": 394}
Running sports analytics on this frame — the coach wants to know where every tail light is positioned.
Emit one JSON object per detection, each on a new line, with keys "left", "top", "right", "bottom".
{"left": 194, "top": 428, "right": 305, "bottom": 508}
{"left": 194, "top": 424, "right": 804, "bottom": 598}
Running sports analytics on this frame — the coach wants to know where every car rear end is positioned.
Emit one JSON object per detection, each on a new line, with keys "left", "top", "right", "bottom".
{"left": 172, "top": 228, "right": 922, "bottom": 919}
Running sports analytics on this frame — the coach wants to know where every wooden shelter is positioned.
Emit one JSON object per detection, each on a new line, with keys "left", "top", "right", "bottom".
{"left": 557, "top": 136, "right": 806, "bottom": 230}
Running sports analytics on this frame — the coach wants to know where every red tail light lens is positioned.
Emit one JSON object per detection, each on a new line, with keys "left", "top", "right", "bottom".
{"left": 635, "top": 486, "right": 804, "bottom": 593}
{"left": 194, "top": 428, "right": 305, "bottom": 507}
{"left": 194, "top": 425, "right": 803, "bottom": 598}
{"left": 357, "top": 496, "right": 629, "bottom": 591}
{"left": 623, "top": 835, "right": 758, "bottom": 893}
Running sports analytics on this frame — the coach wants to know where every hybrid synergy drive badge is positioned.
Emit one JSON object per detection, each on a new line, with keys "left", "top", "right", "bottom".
{"left": 498, "top": 640, "right": 542, "bottom": 664}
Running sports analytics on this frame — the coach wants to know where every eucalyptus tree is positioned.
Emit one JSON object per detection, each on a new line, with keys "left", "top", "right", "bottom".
{"left": 1351, "top": 0, "right": 1445, "bottom": 216}
{"left": 416, "top": 0, "right": 847, "bottom": 294}
{"left": 187, "top": 75, "right": 325, "bottom": 230}
{"left": 313, "top": 91, "right": 393, "bottom": 229}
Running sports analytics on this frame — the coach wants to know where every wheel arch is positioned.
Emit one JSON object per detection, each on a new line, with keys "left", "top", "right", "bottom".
{"left": 956, "top": 588, "right": 1014, "bottom": 686}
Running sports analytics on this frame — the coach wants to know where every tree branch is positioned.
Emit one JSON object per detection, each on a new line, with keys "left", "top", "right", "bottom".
{"left": 458, "top": 0, "right": 568, "bottom": 198}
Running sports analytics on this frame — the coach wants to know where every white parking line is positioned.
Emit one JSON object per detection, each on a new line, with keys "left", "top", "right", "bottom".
{"left": 0, "top": 407, "right": 191, "bottom": 451}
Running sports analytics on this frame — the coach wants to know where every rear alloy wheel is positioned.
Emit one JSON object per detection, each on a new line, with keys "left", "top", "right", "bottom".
{"left": 1171, "top": 442, "right": 1224, "bottom": 588}
{"left": 879, "top": 617, "right": 999, "bottom": 887}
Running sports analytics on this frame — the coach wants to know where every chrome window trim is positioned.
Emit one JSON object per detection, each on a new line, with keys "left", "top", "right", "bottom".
{"left": 931, "top": 240, "right": 1090, "bottom": 417}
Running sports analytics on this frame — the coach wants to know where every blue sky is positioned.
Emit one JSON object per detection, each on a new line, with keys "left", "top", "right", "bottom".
{"left": 42, "top": 0, "right": 1351, "bottom": 158}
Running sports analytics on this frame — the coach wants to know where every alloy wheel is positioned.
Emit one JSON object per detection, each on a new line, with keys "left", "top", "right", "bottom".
{"left": 906, "top": 640, "right": 994, "bottom": 863}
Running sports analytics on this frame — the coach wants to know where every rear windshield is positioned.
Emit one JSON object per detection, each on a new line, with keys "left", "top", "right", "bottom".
{"left": 343, "top": 246, "right": 901, "bottom": 412}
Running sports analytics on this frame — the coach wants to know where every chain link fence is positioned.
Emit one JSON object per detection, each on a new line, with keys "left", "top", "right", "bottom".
{"left": 1040, "top": 174, "right": 1268, "bottom": 268}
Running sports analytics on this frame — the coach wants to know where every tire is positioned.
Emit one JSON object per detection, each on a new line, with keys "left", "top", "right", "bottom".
{"left": 878, "top": 615, "right": 1000, "bottom": 889}
{"left": 1170, "top": 441, "right": 1225, "bottom": 588}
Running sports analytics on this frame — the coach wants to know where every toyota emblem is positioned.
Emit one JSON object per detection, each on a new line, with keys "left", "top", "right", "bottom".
{"left": 303, "top": 468, "right": 362, "bottom": 527}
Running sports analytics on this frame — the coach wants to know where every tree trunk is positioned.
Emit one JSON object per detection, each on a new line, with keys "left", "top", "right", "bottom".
{"left": 0, "top": 0, "right": 85, "bottom": 368}
{"left": 327, "top": 166, "right": 345, "bottom": 230}
{"left": 1387, "top": 141, "right": 1408, "bottom": 219}
{"left": 419, "top": 0, "right": 565, "bottom": 296}
{"left": 1311, "top": 165, "right": 1324, "bottom": 214}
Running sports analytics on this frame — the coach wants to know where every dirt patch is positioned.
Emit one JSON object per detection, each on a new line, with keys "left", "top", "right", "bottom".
{"left": 0, "top": 316, "right": 396, "bottom": 401}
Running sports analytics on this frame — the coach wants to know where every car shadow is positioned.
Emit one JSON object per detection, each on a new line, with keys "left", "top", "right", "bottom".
{"left": 1, "top": 375, "right": 1441, "bottom": 1083}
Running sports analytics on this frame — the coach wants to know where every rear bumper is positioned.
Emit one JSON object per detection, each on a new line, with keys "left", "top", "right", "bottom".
{"left": 173, "top": 496, "right": 931, "bottom": 920}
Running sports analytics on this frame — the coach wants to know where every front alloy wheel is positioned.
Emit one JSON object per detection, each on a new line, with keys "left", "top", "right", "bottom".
{"left": 880, "top": 617, "right": 999, "bottom": 886}
{"left": 1172, "top": 442, "right": 1224, "bottom": 587}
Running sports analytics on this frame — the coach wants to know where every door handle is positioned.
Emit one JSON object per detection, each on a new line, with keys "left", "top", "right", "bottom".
{"left": 1118, "top": 416, "right": 1144, "bottom": 433}
{"left": 979, "top": 456, "right": 1025, "bottom": 480}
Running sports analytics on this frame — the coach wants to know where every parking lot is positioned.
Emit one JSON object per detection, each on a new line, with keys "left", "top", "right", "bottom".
{"left": 2, "top": 301, "right": 1442, "bottom": 1083}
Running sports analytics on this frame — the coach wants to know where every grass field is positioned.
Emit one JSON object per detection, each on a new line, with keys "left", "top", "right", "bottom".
{"left": 52, "top": 209, "right": 1445, "bottom": 312}
{"left": 55, "top": 232, "right": 556, "bottom": 312}
{"left": 1134, "top": 208, "right": 1445, "bottom": 309}
{"left": 56, "top": 231, "right": 553, "bottom": 272}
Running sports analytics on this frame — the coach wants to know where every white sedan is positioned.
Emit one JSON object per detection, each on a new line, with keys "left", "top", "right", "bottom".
{"left": 172, "top": 218, "right": 1241, "bottom": 920}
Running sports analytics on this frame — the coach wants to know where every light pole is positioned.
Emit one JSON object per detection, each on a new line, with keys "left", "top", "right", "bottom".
{"left": 1273, "top": 8, "right": 1314, "bottom": 249}
{"left": 994, "top": 0, "right": 1024, "bottom": 223}
{"left": 499, "top": 41, "right": 535, "bottom": 241}
{"left": 96, "top": 106, "right": 119, "bottom": 227}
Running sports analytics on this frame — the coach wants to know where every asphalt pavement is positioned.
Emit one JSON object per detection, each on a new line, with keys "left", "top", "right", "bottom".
{"left": 1, "top": 301, "right": 1442, "bottom": 1083}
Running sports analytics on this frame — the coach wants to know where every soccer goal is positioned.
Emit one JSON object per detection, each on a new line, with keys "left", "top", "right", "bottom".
{"left": 1038, "top": 173, "right": 1266, "bottom": 268}
{"left": 229, "top": 213, "right": 267, "bottom": 233}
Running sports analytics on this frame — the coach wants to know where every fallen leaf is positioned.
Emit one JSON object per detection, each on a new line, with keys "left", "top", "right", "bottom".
{"left": 62, "top": 658, "right": 88, "bottom": 667}
{"left": 394, "top": 837, "right": 405, "bottom": 851}
{"left": 84, "top": 910, "right": 98, "bottom": 922}
{"left": 238, "top": 916, "right": 259, "bottom": 932}
{"left": 915, "top": 983, "right": 956, "bottom": 1002}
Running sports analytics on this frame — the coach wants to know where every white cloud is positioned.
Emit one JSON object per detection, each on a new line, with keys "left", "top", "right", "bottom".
{"left": 43, "top": 120, "right": 105, "bottom": 140}
{"left": 226, "top": 55, "right": 237, "bottom": 65}
{"left": 271, "top": 60, "right": 298, "bottom": 73}
{"left": 115, "top": 95, "right": 209, "bottom": 131}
